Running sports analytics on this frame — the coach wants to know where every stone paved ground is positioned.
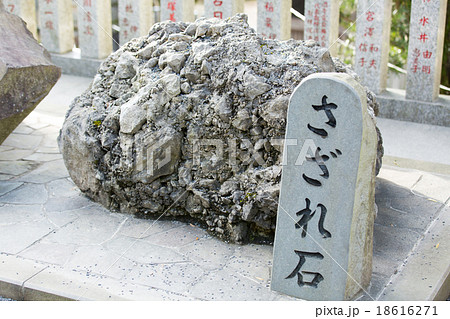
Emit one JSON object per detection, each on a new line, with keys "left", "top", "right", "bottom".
{"left": 0, "top": 75, "right": 448, "bottom": 300}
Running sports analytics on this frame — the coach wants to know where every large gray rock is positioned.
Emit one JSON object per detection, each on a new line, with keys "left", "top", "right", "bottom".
{"left": 0, "top": 1, "right": 61, "bottom": 144}
{"left": 59, "top": 14, "right": 383, "bottom": 244}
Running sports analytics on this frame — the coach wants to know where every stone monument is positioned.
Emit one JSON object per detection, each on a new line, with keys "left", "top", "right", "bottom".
{"left": 304, "top": 0, "right": 339, "bottom": 56}
{"left": 271, "top": 73, "right": 378, "bottom": 300}
{"left": 77, "top": 0, "right": 113, "bottom": 59}
{"left": 160, "top": 0, "right": 195, "bottom": 22}
{"left": 354, "top": 0, "right": 392, "bottom": 94}
{"left": 38, "top": 0, "right": 74, "bottom": 53}
{"left": 0, "top": 0, "right": 61, "bottom": 144}
{"left": 118, "top": 0, "right": 153, "bottom": 45}
{"left": 405, "top": 0, "right": 447, "bottom": 102}
{"left": 204, "top": 0, "right": 244, "bottom": 19}
{"left": 257, "top": 0, "right": 292, "bottom": 40}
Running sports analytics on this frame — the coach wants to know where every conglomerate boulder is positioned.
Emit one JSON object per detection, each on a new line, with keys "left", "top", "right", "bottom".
{"left": 59, "top": 14, "right": 383, "bottom": 243}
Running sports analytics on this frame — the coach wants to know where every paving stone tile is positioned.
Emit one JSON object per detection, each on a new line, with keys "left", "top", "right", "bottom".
{"left": 187, "top": 268, "right": 278, "bottom": 301}
{"left": 37, "top": 134, "right": 59, "bottom": 149}
{"left": 232, "top": 244, "right": 273, "bottom": 263}
{"left": 357, "top": 272, "right": 387, "bottom": 301}
{"left": 223, "top": 260, "right": 271, "bottom": 287}
{"left": 118, "top": 217, "right": 183, "bottom": 239}
{"left": 0, "top": 181, "right": 23, "bottom": 197}
{"left": 124, "top": 262, "right": 205, "bottom": 295}
{"left": 23, "top": 265, "right": 195, "bottom": 301}
{"left": 44, "top": 194, "right": 92, "bottom": 213}
{"left": 45, "top": 212, "right": 126, "bottom": 245}
{"left": 22, "top": 118, "right": 49, "bottom": 131}
{"left": 12, "top": 124, "right": 34, "bottom": 135}
{"left": 0, "top": 183, "right": 48, "bottom": 204}
{"left": 225, "top": 244, "right": 273, "bottom": 286}
{"left": 377, "top": 167, "right": 423, "bottom": 190}
{"left": 47, "top": 179, "right": 79, "bottom": 198}
{"left": 19, "top": 241, "right": 77, "bottom": 266}
{"left": 0, "top": 161, "right": 36, "bottom": 176}
{"left": 0, "top": 174, "right": 14, "bottom": 181}
{"left": 272, "top": 293, "right": 302, "bottom": 301}
{"left": 0, "top": 219, "right": 55, "bottom": 254}
{"left": 376, "top": 177, "right": 412, "bottom": 200}
{"left": 0, "top": 145, "right": 13, "bottom": 152}
{"left": 105, "top": 235, "right": 187, "bottom": 264}
{"left": 376, "top": 178, "right": 443, "bottom": 221}
{"left": 0, "top": 149, "right": 34, "bottom": 161}
{"left": 380, "top": 206, "right": 450, "bottom": 301}
{"left": 34, "top": 125, "right": 61, "bottom": 136}
{"left": 372, "top": 223, "right": 422, "bottom": 276}
{"left": 144, "top": 224, "right": 210, "bottom": 248}
{"left": 176, "top": 237, "right": 236, "bottom": 271}
{"left": 45, "top": 211, "right": 79, "bottom": 228}
{"left": 69, "top": 205, "right": 111, "bottom": 218}
{"left": 0, "top": 204, "right": 45, "bottom": 225}
{"left": 23, "top": 152, "right": 62, "bottom": 162}
{"left": 64, "top": 245, "right": 137, "bottom": 280}
{"left": 34, "top": 147, "right": 60, "bottom": 154}
{"left": 412, "top": 173, "right": 450, "bottom": 203}
{"left": 387, "top": 195, "right": 443, "bottom": 221}
{"left": 0, "top": 254, "right": 48, "bottom": 300}
{"left": 17, "top": 159, "right": 69, "bottom": 184}
{"left": 376, "top": 201, "right": 437, "bottom": 232}
{"left": 2, "top": 133, "right": 42, "bottom": 150}
{"left": 112, "top": 283, "right": 197, "bottom": 300}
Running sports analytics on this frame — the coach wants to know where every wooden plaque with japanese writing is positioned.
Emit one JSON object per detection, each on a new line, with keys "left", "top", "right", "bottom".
{"left": 271, "top": 73, "right": 378, "bottom": 301}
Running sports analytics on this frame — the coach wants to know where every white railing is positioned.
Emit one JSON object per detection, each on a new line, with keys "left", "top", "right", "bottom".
{"left": 4, "top": 0, "right": 448, "bottom": 102}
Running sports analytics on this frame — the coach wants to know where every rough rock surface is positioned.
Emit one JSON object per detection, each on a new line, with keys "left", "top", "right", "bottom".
{"left": 0, "top": 1, "right": 61, "bottom": 144}
{"left": 59, "top": 14, "right": 383, "bottom": 244}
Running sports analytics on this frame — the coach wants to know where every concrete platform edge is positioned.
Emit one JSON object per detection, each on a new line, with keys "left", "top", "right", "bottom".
{"left": 50, "top": 50, "right": 102, "bottom": 78}
{"left": 382, "top": 156, "right": 450, "bottom": 176}
{"left": 377, "top": 88, "right": 450, "bottom": 127}
{"left": 378, "top": 202, "right": 450, "bottom": 301}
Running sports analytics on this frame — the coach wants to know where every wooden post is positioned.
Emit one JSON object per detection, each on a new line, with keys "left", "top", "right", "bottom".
{"left": 118, "top": 0, "right": 153, "bottom": 45}
{"left": 257, "top": 0, "right": 292, "bottom": 40}
{"left": 77, "top": 0, "right": 113, "bottom": 59}
{"left": 406, "top": 0, "right": 447, "bottom": 102}
{"left": 354, "top": 0, "right": 392, "bottom": 94}
{"left": 38, "top": 0, "right": 74, "bottom": 53}
{"left": 204, "top": 0, "right": 244, "bottom": 19}
{"left": 304, "top": 0, "right": 339, "bottom": 55}
{"left": 160, "top": 0, "right": 194, "bottom": 23}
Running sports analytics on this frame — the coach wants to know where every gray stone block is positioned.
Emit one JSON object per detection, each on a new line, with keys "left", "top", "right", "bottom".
{"left": 271, "top": 73, "right": 378, "bottom": 300}
{"left": 257, "top": 0, "right": 291, "bottom": 40}
{"left": 304, "top": 0, "right": 339, "bottom": 55}
{"left": 204, "top": 0, "right": 244, "bottom": 19}
{"left": 377, "top": 88, "right": 450, "bottom": 127}
{"left": 50, "top": 50, "right": 102, "bottom": 78}
{"left": 405, "top": 0, "right": 447, "bottom": 102}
